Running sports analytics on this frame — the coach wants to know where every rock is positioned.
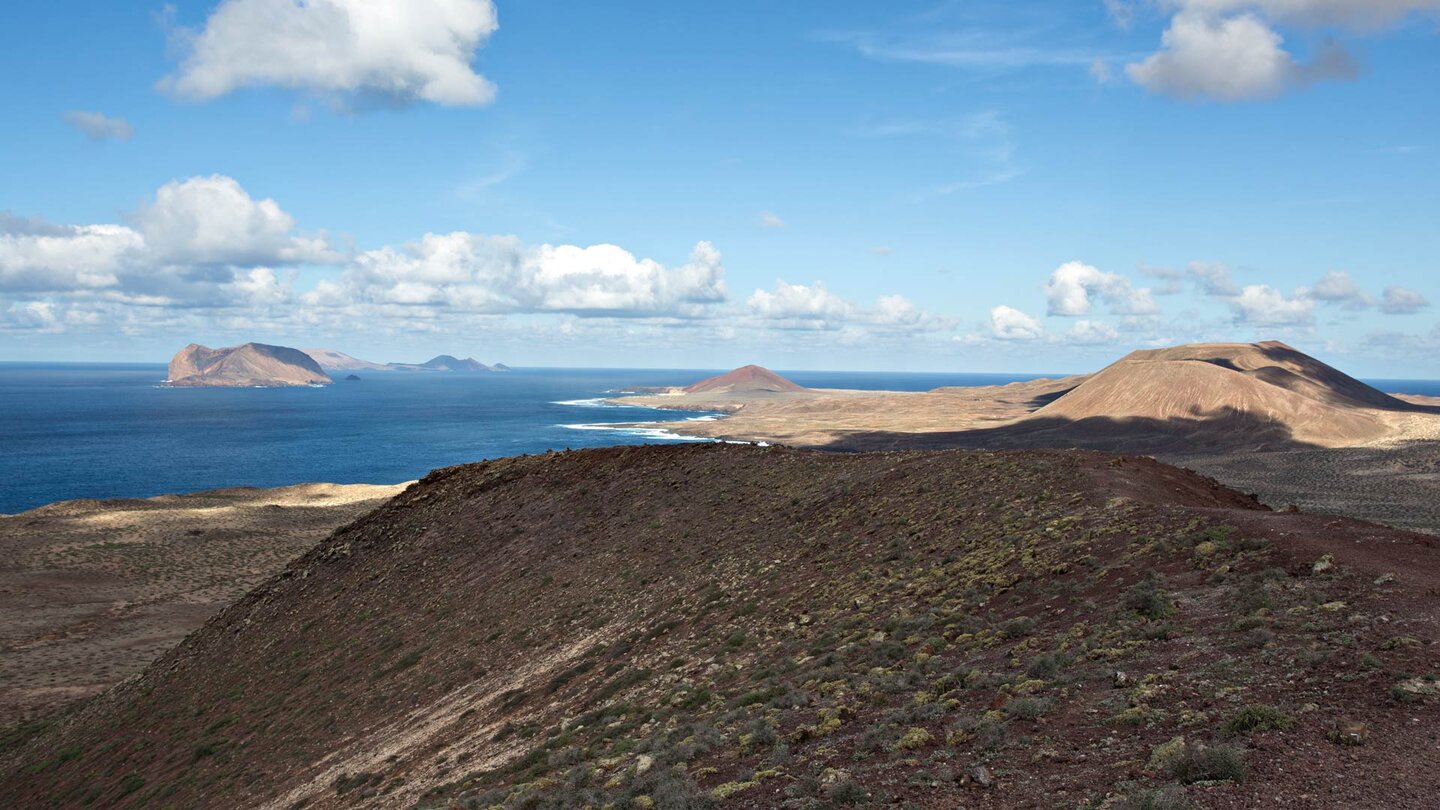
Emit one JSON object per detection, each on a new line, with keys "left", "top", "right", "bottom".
{"left": 1328, "top": 719, "right": 1367, "bottom": 746}
{"left": 1312, "top": 555, "right": 1335, "bottom": 575}
{"left": 967, "top": 765, "right": 994, "bottom": 788}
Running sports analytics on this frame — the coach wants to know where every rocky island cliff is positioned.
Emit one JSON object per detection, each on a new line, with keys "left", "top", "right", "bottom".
{"left": 166, "top": 342, "right": 332, "bottom": 388}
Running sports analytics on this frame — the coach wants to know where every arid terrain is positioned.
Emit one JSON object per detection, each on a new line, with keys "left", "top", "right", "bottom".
{"left": 4, "top": 443, "right": 1440, "bottom": 809}
{"left": 0, "top": 482, "right": 406, "bottom": 728}
{"left": 614, "top": 342, "right": 1440, "bottom": 534}
{"left": 167, "top": 342, "right": 334, "bottom": 388}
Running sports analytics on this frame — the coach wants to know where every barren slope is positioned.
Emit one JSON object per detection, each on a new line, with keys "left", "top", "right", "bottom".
{"left": 685, "top": 365, "right": 809, "bottom": 395}
{"left": 0, "top": 483, "right": 405, "bottom": 727}
{"left": 167, "top": 343, "right": 332, "bottom": 388}
{"left": 4, "top": 445, "right": 1439, "bottom": 809}
{"left": 1027, "top": 341, "right": 1415, "bottom": 448}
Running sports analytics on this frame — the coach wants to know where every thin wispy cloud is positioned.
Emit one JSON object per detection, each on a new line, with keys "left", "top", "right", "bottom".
{"left": 827, "top": 29, "right": 1114, "bottom": 71}
{"left": 63, "top": 111, "right": 134, "bottom": 141}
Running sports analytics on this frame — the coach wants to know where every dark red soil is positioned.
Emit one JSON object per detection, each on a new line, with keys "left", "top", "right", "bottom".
{"left": 2, "top": 444, "right": 1437, "bottom": 809}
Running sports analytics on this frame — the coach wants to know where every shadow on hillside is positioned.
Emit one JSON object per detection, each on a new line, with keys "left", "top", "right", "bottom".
{"left": 820, "top": 407, "right": 1329, "bottom": 455}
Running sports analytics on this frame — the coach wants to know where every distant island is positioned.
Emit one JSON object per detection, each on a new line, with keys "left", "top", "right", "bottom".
{"left": 165, "top": 344, "right": 511, "bottom": 387}
{"left": 166, "top": 343, "right": 331, "bottom": 388}
{"left": 303, "top": 348, "right": 509, "bottom": 374}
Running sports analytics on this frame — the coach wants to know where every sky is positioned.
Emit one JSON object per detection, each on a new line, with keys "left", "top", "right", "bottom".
{"left": 1, "top": 0, "right": 1437, "bottom": 376}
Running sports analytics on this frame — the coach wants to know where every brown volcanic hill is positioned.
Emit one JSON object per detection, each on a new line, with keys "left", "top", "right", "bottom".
{"left": 1017, "top": 340, "right": 1424, "bottom": 450}
{"left": 167, "top": 343, "right": 332, "bottom": 387}
{"left": 685, "top": 364, "right": 808, "bottom": 394}
{"left": 5, "top": 444, "right": 1440, "bottom": 809}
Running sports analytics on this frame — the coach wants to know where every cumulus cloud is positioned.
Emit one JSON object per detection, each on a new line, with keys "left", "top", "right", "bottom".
{"left": 1379, "top": 285, "right": 1430, "bottom": 315}
{"left": 0, "top": 221, "right": 142, "bottom": 293}
{"left": 1127, "top": 11, "right": 1357, "bottom": 101}
{"left": 990, "top": 305, "right": 1045, "bottom": 341}
{"left": 1307, "top": 270, "right": 1372, "bottom": 309}
{"left": 134, "top": 175, "right": 336, "bottom": 267}
{"left": 63, "top": 111, "right": 134, "bottom": 141}
{"left": 1232, "top": 283, "right": 1315, "bottom": 325}
{"left": 1042, "top": 261, "right": 1158, "bottom": 317}
{"left": 160, "top": 0, "right": 499, "bottom": 107}
{"left": 0, "top": 176, "right": 330, "bottom": 303}
{"left": 746, "top": 281, "right": 937, "bottom": 331}
{"left": 323, "top": 234, "right": 727, "bottom": 317}
{"left": 1176, "top": 0, "right": 1440, "bottom": 28}
{"left": 748, "top": 281, "right": 853, "bottom": 323}
{"left": 2, "top": 301, "right": 63, "bottom": 332}
{"left": 1068, "top": 319, "right": 1121, "bottom": 344}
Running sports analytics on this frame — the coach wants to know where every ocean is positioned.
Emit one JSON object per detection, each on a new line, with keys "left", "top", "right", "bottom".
{"left": 0, "top": 364, "right": 1059, "bottom": 514}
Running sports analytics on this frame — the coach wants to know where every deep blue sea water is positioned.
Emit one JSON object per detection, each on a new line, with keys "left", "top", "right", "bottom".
{"left": 0, "top": 364, "right": 1058, "bottom": 514}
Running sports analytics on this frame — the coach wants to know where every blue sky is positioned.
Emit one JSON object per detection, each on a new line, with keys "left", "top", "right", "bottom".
{"left": 1, "top": 1, "right": 1437, "bottom": 375}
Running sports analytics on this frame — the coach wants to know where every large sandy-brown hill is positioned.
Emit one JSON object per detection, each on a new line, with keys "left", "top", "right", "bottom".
{"left": 5, "top": 444, "right": 1439, "bottom": 809}
{"left": 167, "top": 343, "right": 331, "bottom": 388}
{"left": 1022, "top": 341, "right": 1419, "bottom": 448}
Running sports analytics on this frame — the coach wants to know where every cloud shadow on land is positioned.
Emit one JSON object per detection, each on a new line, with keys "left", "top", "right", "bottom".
{"left": 817, "top": 407, "right": 1326, "bottom": 455}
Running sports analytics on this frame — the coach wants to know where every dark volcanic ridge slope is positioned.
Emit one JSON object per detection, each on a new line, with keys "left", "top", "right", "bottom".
{"left": 4, "top": 445, "right": 1440, "bottom": 809}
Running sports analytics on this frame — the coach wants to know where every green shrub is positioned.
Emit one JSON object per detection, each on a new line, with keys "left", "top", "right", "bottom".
{"left": 1121, "top": 577, "right": 1175, "bottom": 620}
{"left": 1163, "top": 742, "right": 1246, "bottom": 784}
{"left": 1222, "top": 705, "right": 1294, "bottom": 736}
{"left": 1114, "top": 783, "right": 1189, "bottom": 810}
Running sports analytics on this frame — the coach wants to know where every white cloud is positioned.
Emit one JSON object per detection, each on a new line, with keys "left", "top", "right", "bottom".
{"left": 1068, "top": 319, "right": 1121, "bottom": 344}
{"left": 1379, "top": 285, "right": 1429, "bottom": 315}
{"left": 748, "top": 281, "right": 854, "bottom": 324}
{"left": 1090, "top": 58, "right": 1116, "bottom": 84}
{"left": 2, "top": 301, "right": 62, "bottom": 332}
{"left": 63, "top": 111, "right": 134, "bottom": 141}
{"left": 1106, "top": 0, "right": 1141, "bottom": 27}
{"left": 1232, "top": 283, "right": 1316, "bottom": 325}
{"left": 745, "top": 282, "right": 940, "bottom": 332}
{"left": 758, "top": 211, "right": 786, "bottom": 229}
{"left": 160, "top": 0, "right": 499, "bottom": 107}
{"left": 1188, "top": 261, "right": 1241, "bottom": 296}
{"left": 1042, "top": 261, "right": 1158, "bottom": 317}
{"left": 0, "top": 221, "right": 141, "bottom": 292}
{"left": 223, "top": 267, "right": 292, "bottom": 306}
{"left": 1307, "top": 270, "right": 1372, "bottom": 309}
{"left": 0, "top": 176, "right": 331, "bottom": 302}
{"left": 1127, "top": 11, "right": 1357, "bottom": 101}
{"left": 327, "top": 234, "right": 726, "bottom": 317}
{"left": 990, "top": 305, "right": 1045, "bottom": 341}
{"left": 1175, "top": 0, "right": 1440, "bottom": 28}
{"left": 134, "top": 175, "right": 335, "bottom": 266}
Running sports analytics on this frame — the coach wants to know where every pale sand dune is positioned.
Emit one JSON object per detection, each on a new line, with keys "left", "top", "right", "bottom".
{"left": 0, "top": 481, "right": 407, "bottom": 725}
